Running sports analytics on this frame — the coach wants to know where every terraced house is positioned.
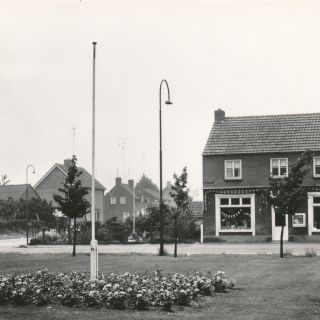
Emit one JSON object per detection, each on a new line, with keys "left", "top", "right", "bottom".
{"left": 203, "top": 109, "right": 320, "bottom": 241}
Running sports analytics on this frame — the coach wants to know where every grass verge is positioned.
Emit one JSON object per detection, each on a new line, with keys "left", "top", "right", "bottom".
{"left": 0, "top": 254, "right": 320, "bottom": 319}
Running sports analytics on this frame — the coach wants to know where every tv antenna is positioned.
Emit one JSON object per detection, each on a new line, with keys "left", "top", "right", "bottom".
{"left": 118, "top": 137, "right": 127, "bottom": 180}
{"left": 67, "top": 124, "right": 76, "bottom": 155}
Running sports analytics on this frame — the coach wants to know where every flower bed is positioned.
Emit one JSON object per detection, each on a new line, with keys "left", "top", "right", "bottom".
{"left": 0, "top": 267, "right": 235, "bottom": 311}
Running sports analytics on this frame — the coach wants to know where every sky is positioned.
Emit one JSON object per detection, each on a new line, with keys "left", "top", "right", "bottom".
{"left": 2, "top": 0, "right": 320, "bottom": 200}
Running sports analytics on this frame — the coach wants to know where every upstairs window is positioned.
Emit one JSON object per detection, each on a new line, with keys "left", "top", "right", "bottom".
{"left": 111, "top": 197, "right": 116, "bottom": 204}
{"left": 120, "top": 197, "right": 126, "bottom": 204}
{"left": 225, "top": 160, "right": 242, "bottom": 179}
{"left": 313, "top": 157, "right": 320, "bottom": 177}
{"left": 271, "top": 158, "right": 287, "bottom": 177}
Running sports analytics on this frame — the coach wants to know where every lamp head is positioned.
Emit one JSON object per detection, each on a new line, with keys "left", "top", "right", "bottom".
{"left": 33, "top": 170, "right": 36, "bottom": 174}
{"left": 165, "top": 101, "right": 172, "bottom": 105}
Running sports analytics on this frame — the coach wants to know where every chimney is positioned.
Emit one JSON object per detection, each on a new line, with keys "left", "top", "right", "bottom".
{"left": 214, "top": 109, "right": 225, "bottom": 124}
{"left": 167, "top": 181, "right": 171, "bottom": 187}
{"left": 64, "top": 159, "right": 72, "bottom": 166}
{"left": 116, "top": 177, "right": 121, "bottom": 186}
{"left": 128, "top": 179, "right": 134, "bottom": 188}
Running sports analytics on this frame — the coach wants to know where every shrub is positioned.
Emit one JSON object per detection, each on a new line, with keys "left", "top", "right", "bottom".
{"left": 29, "top": 238, "right": 42, "bottom": 245}
{"left": 305, "top": 248, "right": 317, "bottom": 257}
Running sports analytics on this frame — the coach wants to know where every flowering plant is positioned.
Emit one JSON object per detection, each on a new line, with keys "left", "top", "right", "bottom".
{"left": 0, "top": 267, "right": 235, "bottom": 310}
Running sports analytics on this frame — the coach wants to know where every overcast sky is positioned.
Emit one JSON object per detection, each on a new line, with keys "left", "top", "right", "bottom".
{"left": 2, "top": 0, "right": 320, "bottom": 200}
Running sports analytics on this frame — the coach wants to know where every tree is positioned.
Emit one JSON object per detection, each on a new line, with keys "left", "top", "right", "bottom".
{"left": 17, "top": 198, "right": 55, "bottom": 225}
{"left": 265, "top": 150, "right": 313, "bottom": 258}
{"left": 53, "top": 155, "right": 90, "bottom": 256}
{"left": 136, "top": 174, "right": 159, "bottom": 192}
{"left": 1, "top": 175, "right": 10, "bottom": 185}
{"left": 0, "top": 197, "right": 18, "bottom": 220}
{"left": 169, "top": 167, "right": 190, "bottom": 257}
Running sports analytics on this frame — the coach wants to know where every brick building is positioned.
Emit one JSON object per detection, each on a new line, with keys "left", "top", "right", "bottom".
{"left": 203, "top": 109, "right": 320, "bottom": 241}
{"left": 34, "top": 159, "right": 106, "bottom": 222}
{"left": 104, "top": 177, "right": 160, "bottom": 220}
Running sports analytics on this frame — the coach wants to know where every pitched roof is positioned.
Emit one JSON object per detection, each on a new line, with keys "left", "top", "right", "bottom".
{"left": 143, "top": 188, "right": 160, "bottom": 199}
{"left": 0, "top": 184, "right": 40, "bottom": 201}
{"left": 189, "top": 201, "right": 203, "bottom": 216}
{"left": 57, "top": 164, "right": 105, "bottom": 190}
{"left": 203, "top": 113, "right": 320, "bottom": 155}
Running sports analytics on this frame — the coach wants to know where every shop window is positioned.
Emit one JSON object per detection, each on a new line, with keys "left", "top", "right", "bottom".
{"left": 218, "top": 195, "right": 254, "bottom": 232}
{"left": 225, "top": 160, "right": 242, "bottom": 179}
{"left": 270, "top": 158, "right": 288, "bottom": 177}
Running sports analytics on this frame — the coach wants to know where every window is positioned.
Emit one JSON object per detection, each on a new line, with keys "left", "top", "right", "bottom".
{"left": 225, "top": 160, "right": 242, "bottom": 179}
{"left": 96, "top": 210, "right": 100, "bottom": 221}
{"left": 216, "top": 195, "right": 255, "bottom": 235}
{"left": 307, "top": 192, "right": 320, "bottom": 235}
{"left": 270, "top": 158, "right": 288, "bottom": 177}
{"left": 313, "top": 157, "right": 320, "bottom": 177}
{"left": 292, "top": 213, "right": 306, "bottom": 227}
{"left": 120, "top": 197, "right": 126, "bottom": 204}
{"left": 111, "top": 197, "right": 116, "bottom": 204}
{"left": 123, "top": 212, "right": 129, "bottom": 220}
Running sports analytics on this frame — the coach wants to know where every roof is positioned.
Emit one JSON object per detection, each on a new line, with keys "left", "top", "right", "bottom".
{"left": 203, "top": 113, "right": 320, "bottom": 155}
{"left": 0, "top": 184, "right": 40, "bottom": 201}
{"left": 189, "top": 201, "right": 203, "bottom": 216}
{"left": 34, "top": 163, "right": 106, "bottom": 190}
{"left": 143, "top": 188, "right": 160, "bottom": 199}
{"left": 58, "top": 164, "right": 105, "bottom": 190}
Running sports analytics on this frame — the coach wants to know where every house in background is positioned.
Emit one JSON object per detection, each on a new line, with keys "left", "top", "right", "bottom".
{"left": 34, "top": 159, "right": 106, "bottom": 222}
{"left": 0, "top": 184, "right": 40, "bottom": 201}
{"left": 104, "top": 177, "right": 161, "bottom": 221}
{"left": 203, "top": 109, "right": 320, "bottom": 241}
{"left": 162, "top": 181, "right": 175, "bottom": 207}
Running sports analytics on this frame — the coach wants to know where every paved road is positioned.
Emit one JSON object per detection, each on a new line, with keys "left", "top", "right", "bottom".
{"left": 1, "top": 237, "right": 320, "bottom": 256}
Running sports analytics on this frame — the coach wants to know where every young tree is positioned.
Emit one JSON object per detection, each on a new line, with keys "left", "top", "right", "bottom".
{"left": 53, "top": 155, "right": 90, "bottom": 256}
{"left": 1, "top": 175, "right": 10, "bottom": 185}
{"left": 136, "top": 174, "right": 159, "bottom": 192}
{"left": 169, "top": 167, "right": 190, "bottom": 257}
{"left": 265, "top": 150, "right": 313, "bottom": 258}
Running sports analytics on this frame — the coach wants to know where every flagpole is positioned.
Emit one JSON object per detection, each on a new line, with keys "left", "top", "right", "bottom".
{"left": 90, "top": 42, "right": 98, "bottom": 279}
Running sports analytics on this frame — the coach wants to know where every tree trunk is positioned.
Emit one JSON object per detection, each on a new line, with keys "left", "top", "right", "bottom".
{"left": 73, "top": 218, "right": 76, "bottom": 257}
{"left": 174, "top": 216, "right": 177, "bottom": 258}
{"left": 280, "top": 224, "right": 284, "bottom": 258}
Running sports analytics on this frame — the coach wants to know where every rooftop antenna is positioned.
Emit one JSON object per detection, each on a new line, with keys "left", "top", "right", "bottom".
{"left": 67, "top": 124, "right": 76, "bottom": 155}
{"left": 118, "top": 137, "right": 127, "bottom": 180}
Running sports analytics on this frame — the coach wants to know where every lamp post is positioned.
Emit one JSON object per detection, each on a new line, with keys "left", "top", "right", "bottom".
{"left": 159, "top": 80, "right": 172, "bottom": 256}
{"left": 26, "top": 165, "right": 35, "bottom": 244}
{"left": 90, "top": 42, "right": 98, "bottom": 279}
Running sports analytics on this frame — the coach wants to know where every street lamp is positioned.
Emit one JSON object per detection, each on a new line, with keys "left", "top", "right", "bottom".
{"left": 159, "top": 79, "right": 172, "bottom": 256}
{"left": 90, "top": 42, "right": 98, "bottom": 279}
{"left": 26, "top": 165, "right": 35, "bottom": 244}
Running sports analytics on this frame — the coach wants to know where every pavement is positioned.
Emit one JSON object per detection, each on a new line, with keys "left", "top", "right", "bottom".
{"left": 1, "top": 237, "right": 320, "bottom": 256}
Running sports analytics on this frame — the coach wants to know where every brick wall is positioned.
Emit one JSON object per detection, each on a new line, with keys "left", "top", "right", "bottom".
{"left": 203, "top": 151, "right": 320, "bottom": 189}
{"left": 104, "top": 186, "right": 134, "bottom": 220}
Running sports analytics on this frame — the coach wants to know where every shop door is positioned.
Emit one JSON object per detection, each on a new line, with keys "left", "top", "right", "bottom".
{"left": 271, "top": 207, "right": 288, "bottom": 241}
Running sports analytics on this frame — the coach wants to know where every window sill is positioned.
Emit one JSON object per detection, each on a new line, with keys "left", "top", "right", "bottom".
{"left": 219, "top": 229, "right": 252, "bottom": 232}
{"left": 224, "top": 178, "right": 242, "bottom": 181}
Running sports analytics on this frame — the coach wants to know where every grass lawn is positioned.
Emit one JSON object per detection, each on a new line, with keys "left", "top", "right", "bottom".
{"left": 0, "top": 253, "right": 320, "bottom": 320}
